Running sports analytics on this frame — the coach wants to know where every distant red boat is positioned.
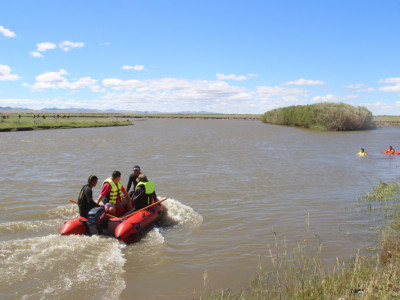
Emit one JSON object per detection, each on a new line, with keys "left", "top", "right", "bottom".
{"left": 381, "top": 151, "right": 400, "bottom": 155}
{"left": 61, "top": 199, "right": 165, "bottom": 243}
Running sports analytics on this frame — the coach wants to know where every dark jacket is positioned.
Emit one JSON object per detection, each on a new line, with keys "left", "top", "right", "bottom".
{"left": 126, "top": 173, "right": 141, "bottom": 193}
{"left": 132, "top": 184, "right": 157, "bottom": 211}
{"left": 78, "top": 184, "right": 100, "bottom": 218}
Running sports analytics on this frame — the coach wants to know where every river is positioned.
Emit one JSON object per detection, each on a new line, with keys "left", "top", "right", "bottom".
{"left": 1, "top": 119, "right": 400, "bottom": 299}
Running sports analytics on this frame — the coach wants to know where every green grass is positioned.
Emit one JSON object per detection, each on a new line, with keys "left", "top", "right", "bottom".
{"left": 373, "top": 115, "right": 400, "bottom": 126}
{"left": 0, "top": 113, "right": 132, "bottom": 132}
{"left": 202, "top": 181, "right": 400, "bottom": 299}
{"left": 0, "top": 112, "right": 261, "bottom": 132}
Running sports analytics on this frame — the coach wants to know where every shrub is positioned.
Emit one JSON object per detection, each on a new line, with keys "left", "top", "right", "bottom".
{"left": 261, "top": 103, "right": 375, "bottom": 131}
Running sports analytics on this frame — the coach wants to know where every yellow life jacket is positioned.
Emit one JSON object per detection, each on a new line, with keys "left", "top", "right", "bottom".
{"left": 358, "top": 151, "right": 367, "bottom": 157}
{"left": 103, "top": 177, "right": 122, "bottom": 204}
{"left": 135, "top": 181, "right": 155, "bottom": 205}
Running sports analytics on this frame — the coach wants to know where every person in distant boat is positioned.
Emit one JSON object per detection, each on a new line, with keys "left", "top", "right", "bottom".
{"left": 126, "top": 164, "right": 142, "bottom": 197}
{"left": 357, "top": 148, "right": 367, "bottom": 157}
{"left": 78, "top": 175, "right": 100, "bottom": 218}
{"left": 387, "top": 146, "right": 395, "bottom": 154}
{"left": 96, "top": 171, "right": 132, "bottom": 216}
{"left": 132, "top": 174, "right": 158, "bottom": 211}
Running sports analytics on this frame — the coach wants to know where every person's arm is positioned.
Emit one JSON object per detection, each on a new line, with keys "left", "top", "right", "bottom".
{"left": 96, "top": 183, "right": 110, "bottom": 204}
{"left": 152, "top": 191, "right": 158, "bottom": 203}
{"left": 96, "top": 194, "right": 105, "bottom": 204}
{"left": 121, "top": 186, "right": 131, "bottom": 201}
{"left": 131, "top": 187, "right": 143, "bottom": 207}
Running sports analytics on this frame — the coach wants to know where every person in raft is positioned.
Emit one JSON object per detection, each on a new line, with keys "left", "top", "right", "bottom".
{"left": 78, "top": 175, "right": 100, "bottom": 218}
{"left": 386, "top": 146, "right": 395, "bottom": 154}
{"left": 96, "top": 171, "right": 132, "bottom": 216}
{"left": 131, "top": 174, "right": 158, "bottom": 211}
{"left": 126, "top": 164, "right": 142, "bottom": 197}
{"left": 357, "top": 148, "right": 367, "bottom": 157}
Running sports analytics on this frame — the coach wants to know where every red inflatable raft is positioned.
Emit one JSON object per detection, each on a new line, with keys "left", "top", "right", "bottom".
{"left": 61, "top": 199, "right": 165, "bottom": 243}
{"left": 381, "top": 151, "right": 400, "bottom": 155}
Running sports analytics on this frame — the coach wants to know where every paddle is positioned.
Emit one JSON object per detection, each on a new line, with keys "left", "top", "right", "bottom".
{"left": 69, "top": 199, "right": 117, "bottom": 218}
{"left": 120, "top": 198, "right": 167, "bottom": 220}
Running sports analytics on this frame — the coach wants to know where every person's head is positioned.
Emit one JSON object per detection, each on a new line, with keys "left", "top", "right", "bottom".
{"left": 133, "top": 165, "right": 141, "bottom": 176}
{"left": 136, "top": 173, "right": 148, "bottom": 183}
{"left": 88, "top": 175, "right": 98, "bottom": 187}
{"left": 112, "top": 170, "right": 121, "bottom": 183}
{"left": 361, "top": 148, "right": 365, "bottom": 152}
{"left": 390, "top": 146, "right": 393, "bottom": 150}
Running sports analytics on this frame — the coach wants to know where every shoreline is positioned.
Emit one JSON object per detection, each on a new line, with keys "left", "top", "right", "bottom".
{"left": 1, "top": 112, "right": 399, "bottom": 132}
{"left": 0, "top": 113, "right": 260, "bottom": 132}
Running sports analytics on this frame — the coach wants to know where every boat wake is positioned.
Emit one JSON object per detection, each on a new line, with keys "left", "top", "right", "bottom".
{"left": 0, "top": 234, "right": 126, "bottom": 299}
{"left": 159, "top": 197, "right": 203, "bottom": 229}
{"left": 0, "top": 197, "right": 202, "bottom": 298}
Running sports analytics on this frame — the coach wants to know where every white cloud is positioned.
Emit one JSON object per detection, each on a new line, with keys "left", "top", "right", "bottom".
{"left": 311, "top": 94, "right": 358, "bottom": 102}
{"left": 0, "top": 25, "right": 16, "bottom": 38}
{"left": 282, "top": 78, "right": 325, "bottom": 86}
{"left": 122, "top": 65, "right": 145, "bottom": 71}
{"left": 0, "top": 97, "right": 102, "bottom": 110}
{"left": 363, "top": 101, "right": 400, "bottom": 115}
{"left": 30, "top": 51, "right": 43, "bottom": 58}
{"left": 24, "top": 69, "right": 98, "bottom": 91}
{"left": 103, "top": 77, "right": 249, "bottom": 97}
{"left": 31, "top": 42, "right": 57, "bottom": 57}
{"left": 368, "top": 101, "right": 392, "bottom": 108}
{"left": 379, "top": 84, "right": 400, "bottom": 92}
{"left": 58, "top": 77, "right": 97, "bottom": 90}
{"left": 103, "top": 78, "right": 145, "bottom": 91}
{"left": 344, "top": 83, "right": 374, "bottom": 93}
{"left": 216, "top": 73, "right": 258, "bottom": 81}
{"left": 378, "top": 77, "right": 400, "bottom": 92}
{"left": 36, "top": 42, "right": 57, "bottom": 52}
{"left": 100, "top": 77, "right": 255, "bottom": 113}
{"left": 0, "top": 65, "right": 20, "bottom": 81}
{"left": 379, "top": 77, "right": 400, "bottom": 84}
{"left": 36, "top": 69, "right": 68, "bottom": 83}
{"left": 59, "top": 41, "right": 84, "bottom": 51}
{"left": 257, "top": 86, "right": 306, "bottom": 99}
{"left": 31, "top": 41, "right": 83, "bottom": 57}
{"left": 362, "top": 88, "right": 375, "bottom": 93}
{"left": 345, "top": 83, "right": 366, "bottom": 89}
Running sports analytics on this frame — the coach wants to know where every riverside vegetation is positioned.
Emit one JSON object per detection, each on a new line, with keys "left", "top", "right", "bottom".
{"left": 203, "top": 181, "right": 400, "bottom": 299}
{"left": 0, "top": 112, "right": 260, "bottom": 132}
{"left": 261, "top": 103, "right": 376, "bottom": 131}
{"left": 1, "top": 110, "right": 399, "bottom": 132}
{"left": 0, "top": 113, "right": 133, "bottom": 132}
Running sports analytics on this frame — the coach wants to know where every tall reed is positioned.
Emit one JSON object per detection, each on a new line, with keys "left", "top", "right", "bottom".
{"left": 261, "top": 102, "right": 375, "bottom": 131}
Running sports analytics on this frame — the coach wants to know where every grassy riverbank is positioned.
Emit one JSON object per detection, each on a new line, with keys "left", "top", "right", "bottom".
{"left": 373, "top": 115, "right": 400, "bottom": 126}
{"left": 0, "top": 113, "right": 132, "bottom": 132}
{"left": 203, "top": 181, "right": 400, "bottom": 299}
{"left": 0, "top": 112, "right": 260, "bottom": 132}
{"left": 1, "top": 111, "right": 399, "bottom": 132}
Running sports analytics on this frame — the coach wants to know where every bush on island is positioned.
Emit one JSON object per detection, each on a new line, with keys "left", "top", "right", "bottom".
{"left": 261, "top": 102, "right": 375, "bottom": 131}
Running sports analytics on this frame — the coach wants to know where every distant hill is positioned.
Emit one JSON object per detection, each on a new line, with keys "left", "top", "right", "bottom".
{"left": 0, "top": 106, "right": 32, "bottom": 111}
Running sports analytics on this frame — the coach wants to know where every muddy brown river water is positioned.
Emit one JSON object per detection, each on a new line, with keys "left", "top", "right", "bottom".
{"left": 1, "top": 119, "right": 400, "bottom": 299}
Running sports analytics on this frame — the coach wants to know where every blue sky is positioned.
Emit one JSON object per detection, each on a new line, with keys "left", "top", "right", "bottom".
{"left": 1, "top": 0, "right": 400, "bottom": 114}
